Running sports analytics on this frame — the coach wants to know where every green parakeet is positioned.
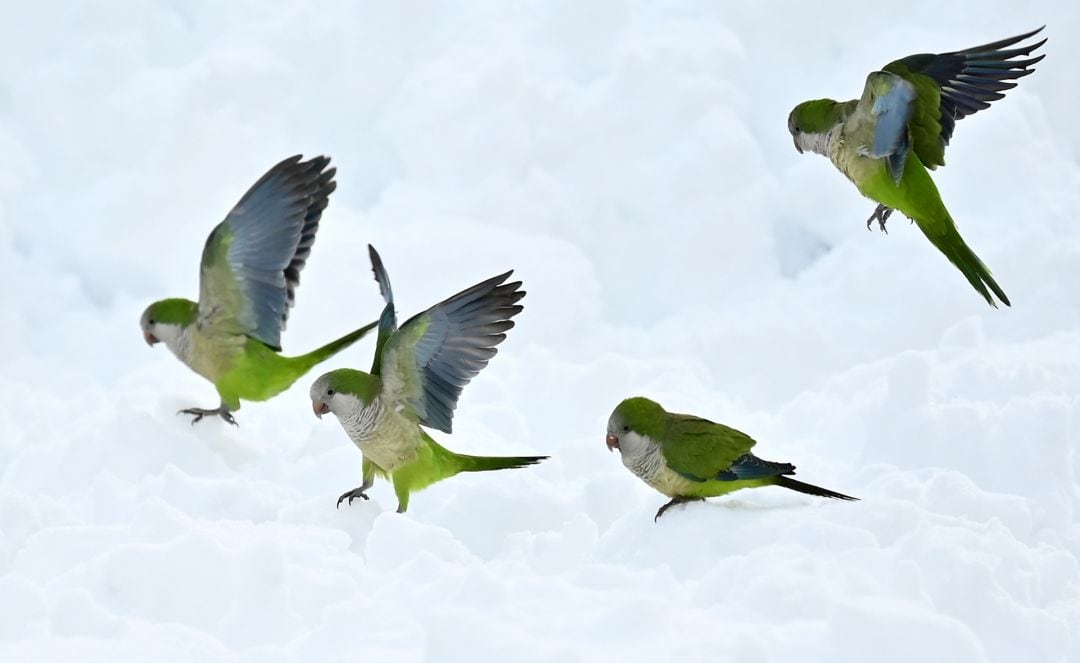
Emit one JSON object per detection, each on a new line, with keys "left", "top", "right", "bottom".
{"left": 310, "top": 245, "right": 547, "bottom": 514}
{"left": 787, "top": 27, "right": 1046, "bottom": 307}
{"left": 606, "top": 397, "right": 857, "bottom": 521}
{"left": 140, "top": 155, "right": 377, "bottom": 425}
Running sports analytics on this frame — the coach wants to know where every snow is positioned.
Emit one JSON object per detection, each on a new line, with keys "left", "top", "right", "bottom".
{"left": 2, "top": 1, "right": 1079, "bottom": 661}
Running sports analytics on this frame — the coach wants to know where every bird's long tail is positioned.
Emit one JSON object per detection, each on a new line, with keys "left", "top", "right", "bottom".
{"left": 452, "top": 452, "right": 548, "bottom": 473}
{"left": 774, "top": 476, "right": 858, "bottom": 501}
{"left": 922, "top": 220, "right": 1010, "bottom": 308}
{"left": 296, "top": 320, "right": 379, "bottom": 370}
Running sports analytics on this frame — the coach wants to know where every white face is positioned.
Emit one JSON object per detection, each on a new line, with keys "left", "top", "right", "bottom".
{"left": 140, "top": 315, "right": 186, "bottom": 358}
{"left": 309, "top": 377, "right": 363, "bottom": 419}
{"left": 605, "top": 414, "right": 653, "bottom": 460}
{"left": 614, "top": 430, "right": 654, "bottom": 463}
{"left": 146, "top": 322, "right": 183, "bottom": 346}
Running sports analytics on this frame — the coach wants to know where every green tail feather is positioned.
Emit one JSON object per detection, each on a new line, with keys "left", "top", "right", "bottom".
{"left": 774, "top": 476, "right": 858, "bottom": 501}
{"left": 296, "top": 320, "right": 378, "bottom": 370}
{"left": 452, "top": 452, "right": 548, "bottom": 473}
{"left": 925, "top": 222, "right": 1010, "bottom": 308}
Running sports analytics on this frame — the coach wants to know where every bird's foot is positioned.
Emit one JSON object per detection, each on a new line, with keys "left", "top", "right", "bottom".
{"left": 178, "top": 406, "right": 238, "bottom": 427}
{"left": 654, "top": 496, "right": 705, "bottom": 522}
{"left": 336, "top": 487, "right": 371, "bottom": 509}
{"left": 865, "top": 204, "right": 894, "bottom": 234}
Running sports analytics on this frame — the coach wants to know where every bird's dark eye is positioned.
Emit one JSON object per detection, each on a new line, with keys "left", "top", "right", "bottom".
{"left": 622, "top": 425, "right": 630, "bottom": 433}
{"left": 148, "top": 318, "right": 156, "bottom": 325}
{"left": 326, "top": 388, "right": 335, "bottom": 396}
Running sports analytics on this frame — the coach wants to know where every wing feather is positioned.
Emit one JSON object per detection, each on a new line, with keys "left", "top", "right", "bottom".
{"left": 883, "top": 27, "right": 1046, "bottom": 168}
{"left": 375, "top": 260, "right": 525, "bottom": 433}
{"left": 197, "top": 155, "right": 336, "bottom": 349}
{"left": 659, "top": 415, "right": 758, "bottom": 482}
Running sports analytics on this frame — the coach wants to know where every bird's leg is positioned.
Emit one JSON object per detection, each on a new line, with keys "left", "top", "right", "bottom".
{"left": 178, "top": 404, "right": 238, "bottom": 427}
{"left": 394, "top": 481, "right": 411, "bottom": 514}
{"left": 654, "top": 496, "right": 705, "bottom": 522}
{"left": 865, "top": 204, "right": 894, "bottom": 234}
{"left": 337, "top": 460, "right": 382, "bottom": 510}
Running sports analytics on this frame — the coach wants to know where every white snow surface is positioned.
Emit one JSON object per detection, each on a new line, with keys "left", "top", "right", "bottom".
{"left": 2, "top": 1, "right": 1079, "bottom": 661}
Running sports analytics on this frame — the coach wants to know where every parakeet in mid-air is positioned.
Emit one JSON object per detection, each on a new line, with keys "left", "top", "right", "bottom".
{"left": 606, "top": 397, "right": 857, "bottom": 521}
{"left": 787, "top": 27, "right": 1046, "bottom": 307}
{"left": 140, "top": 155, "right": 377, "bottom": 425}
{"left": 310, "top": 245, "right": 546, "bottom": 514}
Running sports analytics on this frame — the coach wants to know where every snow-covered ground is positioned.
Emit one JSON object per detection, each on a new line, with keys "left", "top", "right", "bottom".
{"left": 2, "top": 2, "right": 1079, "bottom": 661}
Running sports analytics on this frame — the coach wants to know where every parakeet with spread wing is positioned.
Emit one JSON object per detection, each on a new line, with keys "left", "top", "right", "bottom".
{"left": 140, "top": 155, "right": 377, "bottom": 425}
{"left": 606, "top": 397, "right": 856, "bottom": 521}
{"left": 310, "top": 245, "right": 546, "bottom": 514}
{"left": 788, "top": 27, "right": 1046, "bottom": 307}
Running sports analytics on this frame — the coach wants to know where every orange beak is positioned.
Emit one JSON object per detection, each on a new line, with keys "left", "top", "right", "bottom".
{"left": 312, "top": 401, "right": 330, "bottom": 418}
{"left": 143, "top": 331, "right": 159, "bottom": 346}
{"left": 606, "top": 433, "right": 619, "bottom": 452}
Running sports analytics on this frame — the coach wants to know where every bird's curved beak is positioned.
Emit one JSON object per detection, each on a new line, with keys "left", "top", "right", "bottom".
{"left": 143, "top": 331, "right": 159, "bottom": 346}
{"left": 793, "top": 136, "right": 803, "bottom": 154}
{"left": 312, "top": 400, "right": 330, "bottom": 418}
{"left": 606, "top": 433, "right": 619, "bottom": 452}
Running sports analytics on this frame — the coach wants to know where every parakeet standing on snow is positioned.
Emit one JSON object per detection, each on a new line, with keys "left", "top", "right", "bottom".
{"left": 606, "top": 397, "right": 856, "bottom": 521}
{"left": 787, "top": 27, "right": 1046, "bottom": 307}
{"left": 310, "top": 245, "right": 546, "bottom": 514}
{"left": 140, "top": 155, "right": 377, "bottom": 425}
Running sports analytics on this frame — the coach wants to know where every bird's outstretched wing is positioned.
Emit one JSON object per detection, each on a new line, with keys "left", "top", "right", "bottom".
{"left": 883, "top": 27, "right": 1046, "bottom": 169}
{"left": 376, "top": 256, "right": 524, "bottom": 433}
{"left": 197, "top": 155, "right": 336, "bottom": 350}
{"left": 659, "top": 414, "right": 758, "bottom": 482}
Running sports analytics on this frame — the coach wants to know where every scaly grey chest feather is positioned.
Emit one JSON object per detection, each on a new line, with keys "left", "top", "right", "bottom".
{"left": 621, "top": 442, "right": 695, "bottom": 497}
{"left": 341, "top": 399, "right": 422, "bottom": 472}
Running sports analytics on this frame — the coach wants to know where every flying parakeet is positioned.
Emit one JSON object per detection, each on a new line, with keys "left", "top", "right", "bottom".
{"left": 606, "top": 397, "right": 857, "bottom": 521}
{"left": 310, "top": 245, "right": 547, "bottom": 514}
{"left": 787, "top": 27, "right": 1046, "bottom": 307}
{"left": 140, "top": 155, "right": 377, "bottom": 425}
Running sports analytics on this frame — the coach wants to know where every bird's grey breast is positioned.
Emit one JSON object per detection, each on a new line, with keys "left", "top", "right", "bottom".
{"left": 621, "top": 437, "right": 666, "bottom": 484}
{"left": 342, "top": 399, "right": 383, "bottom": 442}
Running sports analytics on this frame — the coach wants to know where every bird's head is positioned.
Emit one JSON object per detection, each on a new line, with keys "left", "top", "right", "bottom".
{"left": 787, "top": 99, "right": 842, "bottom": 155}
{"left": 310, "top": 369, "right": 380, "bottom": 420}
{"left": 139, "top": 298, "right": 197, "bottom": 349}
{"left": 606, "top": 396, "right": 667, "bottom": 458}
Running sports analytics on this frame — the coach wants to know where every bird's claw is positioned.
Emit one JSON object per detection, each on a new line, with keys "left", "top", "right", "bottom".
{"left": 654, "top": 496, "right": 705, "bottom": 522}
{"left": 336, "top": 488, "right": 371, "bottom": 509}
{"left": 865, "top": 204, "right": 894, "bottom": 234}
{"left": 177, "top": 407, "right": 239, "bottom": 427}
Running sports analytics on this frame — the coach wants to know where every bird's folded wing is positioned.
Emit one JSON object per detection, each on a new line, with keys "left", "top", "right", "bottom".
{"left": 660, "top": 415, "right": 758, "bottom": 482}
